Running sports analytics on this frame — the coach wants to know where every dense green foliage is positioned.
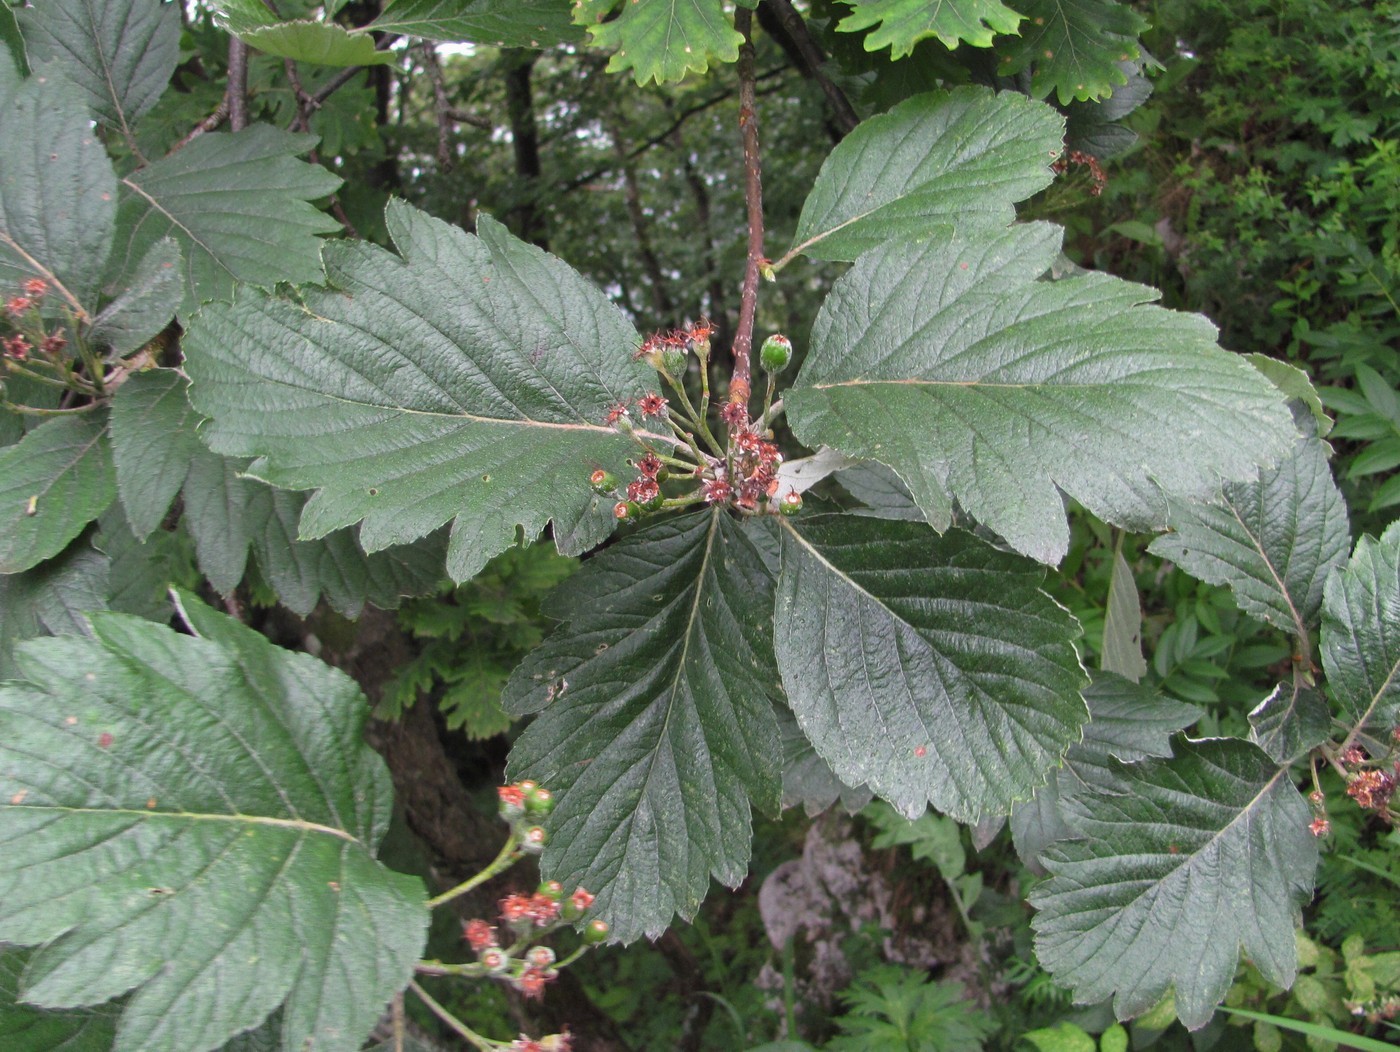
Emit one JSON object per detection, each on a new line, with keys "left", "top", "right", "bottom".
{"left": 1, "top": 0, "right": 1399, "bottom": 1050}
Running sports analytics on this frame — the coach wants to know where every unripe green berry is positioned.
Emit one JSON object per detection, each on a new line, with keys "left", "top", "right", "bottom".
{"left": 525, "top": 785, "right": 556, "bottom": 815}
{"left": 583, "top": 918, "right": 610, "bottom": 944}
{"left": 760, "top": 334, "right": 792, "bottom": 374}
{"left": 521, "top": 825, "right": 548, "bottom": 855}
{"left": 590, "top": 469, "right": 617, "bottom": 494}
{"left": 614, "top": 500, "right": 641, "bottom": 522}
{"left": 778, "top": 490, "right": 803, "bottom": 516}
{"left": 537, "top": 880, "right": 564, "bottom": 902}
{"left": 661, "top": 346, "right": 688, "bottom": 376}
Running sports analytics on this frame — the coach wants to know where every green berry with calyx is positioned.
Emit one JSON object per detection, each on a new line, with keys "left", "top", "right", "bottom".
{"left": 760, "top": 334, "right": 792, "bottom": 374}
{"left": 525, "top": 785, "right": 556, "bottom": 815}
{"left": 590, "top": 469, "right": 617, "bottom": 494}
{"left": 583, "top": 918, "right": 610, "bottom": 944}
{"left": 778, "top": 490, "right": 803, "bottom": 516}
{"left": 614, "top": 500, "right": 641, "bottom": 522}
{"left": 661, "top": 345, "right": 688, "bottom": 376}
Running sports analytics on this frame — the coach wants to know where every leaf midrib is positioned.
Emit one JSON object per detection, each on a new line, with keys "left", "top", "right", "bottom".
{"left": 5, "top": 802, "right": 360, "bottom": 844}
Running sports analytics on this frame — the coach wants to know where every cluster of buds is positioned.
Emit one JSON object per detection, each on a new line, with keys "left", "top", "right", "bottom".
{"left": 594, "top": 321, "right": 803, "bottom": 523}
{"left": 1307, "top": 786, "right": 1330, "bottom": 837}
{"left": 498, "top": 780, "right": 554, "bottom": 853}
{"left": 3, "top": 278, "right": 68, "bottom": 363}
{"left": 1051, "top": 149, "right": 1108, "bottom": 196}
{"left": 1330, "top": 739, "right": 1400, "bottom": 823}
{"left": 460, "top": 884, "right": 606, "bottom": 1003}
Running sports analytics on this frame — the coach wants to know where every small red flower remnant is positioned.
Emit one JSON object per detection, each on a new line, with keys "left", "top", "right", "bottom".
{"left": 719, "top": 399, "right": 747, "bottom": 428}
{"left": 511, "top": 1038, "right": 545, "bottom": 1052}
{"left": 1347, "top": 768, "right": 1396, "bottom": 812}
{"left": 570, "top": 887, "right": 595, "bottom": 912}
{"left": 637, "top": 452, "right": 662, "bottom": 478}
{"left": 498, "top": 783, "right": 526, "bottom": 817}
{"left": 702, "top": 478, "right": 733, "bottom": 504}
{"left": 626, "top": 476, "right": 659, "bottom": 505}
{"left": 1341, "top": 745, "right": 1367, "bottom": 767}
{"left": 500, "top": 893, "right": 533, "bottom": 924}
{"left": 514, "top": 965, "right": 552, "bottom": 1000}
{"left": 40, "top": 333, "right": 67, "bottom": 356}
{"left": 914, "top": 745, "right": 927, "bottom": 758}
{"left": 3, "top": 334, "right": 29, "bottom": 360}
{"left": 6, "top": 295, "right": 32, "bottom": 317}
{"left": 638, "top": 392, "right": 668, "bottom": 418}
{"left": 22, "top": 278, "right": 47, "bottom": 298}
{"left": 1310, "top": 817, "right": 1331, "bottom": 837}
{"left": 605, "top": 401, "right": 631, "bottom": 426}
{"left": 98, "top": 732, "right": 114, "bottom": 748}
{"left": 463, "top": 918, "right": 497, "bottom": 950}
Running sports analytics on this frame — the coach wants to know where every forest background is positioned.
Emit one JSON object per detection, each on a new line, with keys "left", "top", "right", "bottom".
{"left": 1, "top": 1, "right": 1399, "bottom": 1051}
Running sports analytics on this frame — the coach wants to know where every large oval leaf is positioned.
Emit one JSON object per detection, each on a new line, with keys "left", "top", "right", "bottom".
{"left": 0, "top": 597, "right": 428, "bottom": 1052}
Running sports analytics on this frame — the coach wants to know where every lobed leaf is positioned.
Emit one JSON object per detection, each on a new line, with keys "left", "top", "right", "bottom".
{"left": 111, "top": 124, "right": 341, "bottom": 309}
{"left": 574, "top": 0, "right": 757, "bottom": 86}
{"left": 836, "top": 0, "right": 1023, "bottom": 57}
{"left": 786, "top": 223, "right": 1295, "bottom": 565}
{"left": 369, "top": 0, "right": 584, "bottom": 47}
{"left": 0, "top": 415, "right": 115, "bottom": 575}
{"left": 1149, "top": 422, "right": 1349, "bottom": 639}
{"left": 18, "top": 0, "right": 179, "bottom": 134}
{"left": 184, "top": 200, "right": 653, "bottom": 583}
{"left": 995, "top": 0, "right": 1147, "bottom": 104}
{"left": 1031, "top": 738, "right": 1317, "bottom": 1029}
{"left": 1321, "top": 522, "right": 1400, "bottom": 735}
{"left": 504, "top": 510, "right": 781, "bottom": 942}
{"left": 214, "top": 0, "right": 394, "bottom": 66}
{"left": 0, "top": 597, "right": 428, "bottom": 1052}
{"left": 787, "top": 88, "right": 1063, "bottom": 263}
{"left": 773, "top": 513, "right": 1088, "bottom": 823}
{"left": 0, "top": 53, "right": 116, "bottom": 311}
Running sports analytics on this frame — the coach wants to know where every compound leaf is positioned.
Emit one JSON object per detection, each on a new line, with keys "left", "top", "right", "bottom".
{"left": 17, "top": 0, "right": 179, "bottom": 134}
{"left": 1321, "top": 522, "right": 1400, "bottom": 734}
{"left": 0, "top": 597, "right": 428, "bottom": 1052}
{"left": 503, "top": 510, "right": 781, "bottom": 943}
{"left": 369, "top": 0, "right": 583, "bottom": 47}
{"left": 0, "top": 414, "right": 114, "bottom": 575}
{"left": 1031, "top": 738, "right": 1317, "bottom": 1029}
{"left": 995, "top": 0, "right": 1147, "bottom": 104}
{"left": 575, "top": 0, "right": 754, "bottom": 86}
{"left": 836, "top": 0, "right": 1023, "bottom": 56}
{"left": 786, "top": 223, "right": 1295, "bottom": 565}
{"left": 787, "top": 88, "right": 1062, "bottom": 263}
{"left": 773, "top": 513, "right": 1088, "bottom": 823}
{"left": 184, "top": 200, "right": 652, "bottom": 583}
{"left": 112, "top": 124, "right": 341, "bottom": 309}
{"left": 1149, "top": 424, "right": 1349, "bottom": 639}
{"left": 0, "top": 54, "right": 116, "bottom": 311}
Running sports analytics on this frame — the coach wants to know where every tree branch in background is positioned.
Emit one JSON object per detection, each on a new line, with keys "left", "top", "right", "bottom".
{"left": 609, "top": 118, "right": 675, "bottom": 323}
{"left": 502, "top": 49, "right": 547, "bottom": 248}
{"left": 730, "top": 9, "right": 765, "bottom": 411}
{"left": 227, "top": 37, "right": 249, "bottom": 131}
{"left": 759, "top": 0, "right": 860, "bottom": 138}
{"left": 420, "top": 43, "right": 455, "bottom": 169}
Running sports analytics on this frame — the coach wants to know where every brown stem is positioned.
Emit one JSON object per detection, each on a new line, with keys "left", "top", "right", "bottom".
{"left": 310, "top": 64, "right": 367, "bottom": 108}
{"left": 227, "top": 38, "right": 249, "bottom": 131}
{"left": 503, "top": 48, "right": 546, "bottom": 248}
{"left": 168, "top": 97, "right": 230, "bottom": 153}
{"left": 731, "top": 9, "right": 765, "bottom": 411}
{"left": 759, "top": 0, "right": 859, "bottom": 137}
{"left": 420, "top": 43, "right": 454, "bottom": 169}
{"left": 284, "top": 59, "right": 313, "bottom": 133}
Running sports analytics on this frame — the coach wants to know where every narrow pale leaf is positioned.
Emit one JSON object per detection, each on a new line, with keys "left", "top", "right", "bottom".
{"left": 1, "top": 946, "right": 117, "bottom": 1052}
{"left": 112, "top": 125, "right": 341, "bottom": 308}
{"left": 1031, "top": 738, "right": 1318, "bottom": 1029}
{"left": 0, "top": 540, "right": 108, "bottom": 679}
{"left": 185, "top": 200, "right": 652, "bottom": 583}
{"left": 995, "top": 0, "right": 1146, "bottom": 104}
{"left": 1101, "top": 540, "right": 1146, "bottom": 681}
{"left": 836, "top": 0, "right": 1023, "bottom": 56}
{"left": 1321, "top": 522, "right": 1400, "bottom": 734}
{"left": 787, "top": 88, "right": 1062, "bottom": 262}
{"left": 575, "top": 0, "right": 754, "bottom": 86}
{"left": 0, "top": 415, "right": 114, "bottom": 574}
{"left": 0, "top": 597, "right": 428, "bottom": 1052}
{"left": 504, "top": 510, "right": 781, "bottom": 942}
{"left": 1011, "top": 673, "right": 1199, "bottom": 865}
{"left": 1149, "top": 424, "right": 1349, "bottom": 638}
{"left": 0, "top": 54, "right": 116, "bottom": 310}
{"left": 786, "top": 223, "right": 1295, "bottom": 565}
{"left": 109, "top": 368, "right": 203, "bottom": 539}
{"left": 1248, "top": 682, "right": 1331, "bottom": 765}
{"left": 89, "top": 237, "right": 182, "bottom": 355}
{"left": 369, "top": 0, "right": 583, "bottom": 46}
{"left": 18, "top": 0, "right": 179, "bottom": 132}
{"left": 774, "top": 514, "right": 1088, "bottom": 823}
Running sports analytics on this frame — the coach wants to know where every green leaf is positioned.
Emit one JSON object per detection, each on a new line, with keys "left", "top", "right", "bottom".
{"left": 835, "top": 0, "right": 1023, "bottom": 56}
{"left": 17, "top": 0, "right": 180, "bottom": 133}
{"left": 1248, "top": 682, "right": 1331, "bottom": 765}
{"left": 503, "top": 510, "right": 782, "bottom": 943}
{"left": 95, "top": 506, "right": 190, "bottom": 620}
{"left": 787, "top": 88, "right": 1063, "bottom": 263}
{"left": 1, "top": 946, "right": 117, "bottom": 1052}
{"left": 0, "top": 53, "right": 116, "bottom": 310}
{"left": 0, "top": 596, "right": 429, "bottom": 1052}
{"left": 1149, "top": 424, "right": 1349, "bottom": 639}
{"left": 1010, "top": 673, "right": 1199, "bottom": 865}
{"left": 1021, "top": 1022, "right": 1096, "bottom": 1052}
{"left": 109, "top": 368, "right": 203, "bottom": 540}
{"left": 111, "top": 124, "right": 341, "bottom": 309}
{"left": 1102, "top": 538, "right": 1146, "bottom": 681}
{"left": 89, "top": 237, "right": 182, "bottom": 355}
{"left": 773, "top": 514, "right": 1087, "bottom": 823}
{"left": 576, "top": 0, "right": 755, "bottom": 86}
{"left": 834, "top": 461, "right": 925, "bottom": 521}
{"left": 1247, "top": 354, "right": 1331, "bottom": 438}
{"left": 777, "top": 701, "right": 872, "bottom": 816}
{"left": 1321, "top": 522, "right": 1400, "bottom": 734}
{"left": 995, "top": 0, "right": 1147, "bottom": 104}
{"left": 786, "top": 223, "right": 1295, "bottom": 565}
{"left": 1219, "top": 1008, "right": 1400, "bottom": 1052}
{"left": 1030, "top": 738, "right": 1318, "bottom": 1030}
{"left": 369, "top": 0, "right": 584, "bottom": 47}
{"left": 0, "top": 415, "right": 115, "bottom": 574}
{"left": 0, "top": 539, "right": 108, "bottom": 679}
{"left": 184, "top": 200, "right": 652, "bottom": 584}
{"left": 214, "top": 0, "right": 394, "bottom": 66}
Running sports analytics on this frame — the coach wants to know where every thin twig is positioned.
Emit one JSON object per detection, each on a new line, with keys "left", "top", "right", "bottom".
{"left": 408, "top": 981, "right": 497, "bottom": 1051}
{"left": 284, "top": 58, "right": 313, "bottom": 132}
{"left": 731, "top": 9, "right": 765, "bottom": 414}
{"left": 310, "top": 63, "right": 367, "bottom": 108}
{"left": 761, "top": 0, "right": 859, "bottom": 136}
{"left": 420, "top": 43, "right": 454, "bottom": 169}
{"left": 227, "top": 38, "right": 249, "bottom": 131}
